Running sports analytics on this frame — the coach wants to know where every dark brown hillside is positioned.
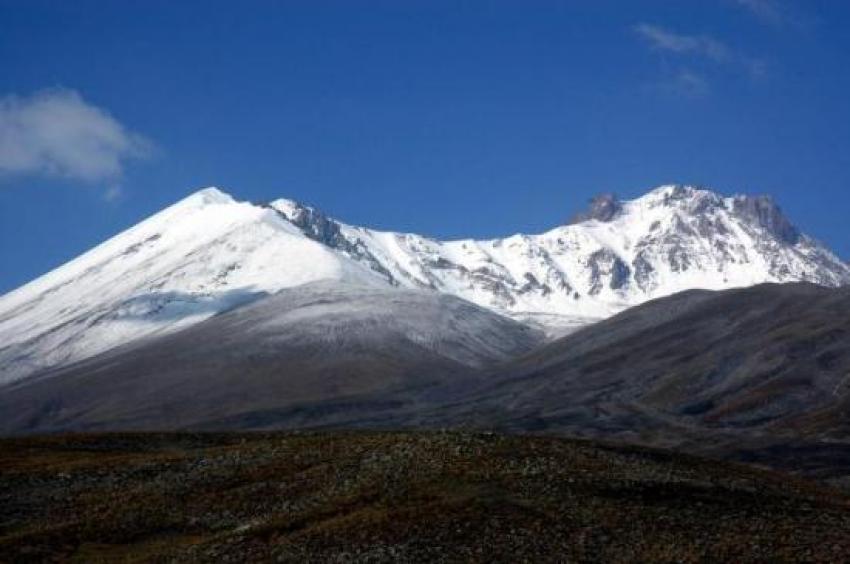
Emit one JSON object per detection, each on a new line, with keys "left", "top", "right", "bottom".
{"left": 429, "top": 283, "right": 850, "bottom": 465}
{"left": 3, "top": 432, "right": 850, "bottom": 563}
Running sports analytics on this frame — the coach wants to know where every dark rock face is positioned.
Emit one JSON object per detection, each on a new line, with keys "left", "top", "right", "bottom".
{"left": 281, "top": 202, "right": 345, "bottom": 247}
{"left": 686, "top": 190, "right": 725, "bottom": 216}
{"left": 733, "top": 195, "right": 800, "bottom": 244}
{"left": 518, "top": 272, "right": 552, "bottom": 296}
{"left": 666, "top": 244, "right": 691, "bottom": 272}
{"left": 267, "top": 201, "right": 399, "bottom": 285}
{"left": 571, "top": 193, "right": 622, "bottom": 223}
{"left": 587, "top": 249, "right": 631, "bottom": 295}
{"left": 632, "top": 253, "right": 656, "bottom": 292}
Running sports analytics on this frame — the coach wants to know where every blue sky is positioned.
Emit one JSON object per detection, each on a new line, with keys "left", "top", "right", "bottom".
{"left": 2, "top": 0, "right": 850, "bottom": 293}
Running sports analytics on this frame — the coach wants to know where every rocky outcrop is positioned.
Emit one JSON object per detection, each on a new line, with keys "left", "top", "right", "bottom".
{"left": 571, "top": 193, "right": 622, "bottom": 223}
{"left": 732, "top": 195, "right": 800, "bottom": 245}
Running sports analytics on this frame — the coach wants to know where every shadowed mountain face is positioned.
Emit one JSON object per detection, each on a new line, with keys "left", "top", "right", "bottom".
{"left": 0, "top": 282, "right": 543, "bottom": 433}
{"left": 415, "top": 282, "right": 850, "bottom": 483}
{"left": 455, "top": 283, "right": 850, "bottom": 437}
{"left": 2, "top": 281, "right": 850, "bottom": 484}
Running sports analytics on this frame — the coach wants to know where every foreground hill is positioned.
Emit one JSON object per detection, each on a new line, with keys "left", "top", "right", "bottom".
{"left": 424, "top": 282, "right": 850, "bottom": 484}
{"left": 0, "top": 282, "right": 542, "bottom": 433}
{"left": 447, "top": 283, "right": 850, "bottom": 437}
{"left": 3, "top": 431, "right": 850, "bottom": 563}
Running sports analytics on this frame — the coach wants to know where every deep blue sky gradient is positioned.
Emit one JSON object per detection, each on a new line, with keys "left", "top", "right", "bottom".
{"left": 2, "top": 0, "right": 850, "bottom": 293}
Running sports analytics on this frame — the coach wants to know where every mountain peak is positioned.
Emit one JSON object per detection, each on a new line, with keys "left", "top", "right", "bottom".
{"left": 572, "top": 185, "right": 724, "bottom": 225}
{"left": 638, "top": 184, "right": 722, "bottom": 206}
{"left": 570, "top": 193, "right": 622, "bottom": 223}
{"left": 183, "top": 186, "right": 236, "bottom": 206}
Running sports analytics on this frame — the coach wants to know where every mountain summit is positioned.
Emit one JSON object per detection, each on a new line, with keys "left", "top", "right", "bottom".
{"left": 0, "top": 184, "right": 847, "bottom": 384}
{"left": 270, "top": 184, "right": 848, "bottom": 317}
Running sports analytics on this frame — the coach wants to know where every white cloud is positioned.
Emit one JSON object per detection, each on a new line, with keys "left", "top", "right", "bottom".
{"left": 0, "top": 88, "right": 151, "bottom": 185}
{"left": 734, "top": 0, "right": 784, "bottom": 26}
{"left": 634, "top": 24, "right": 767, "bottom": 85}
{"left": 669, "top": 70, "right": 711, "bottom": 97}
{"left": 643, "top": 69, "right": 711, "bottom": 99}
{"left": 634, "top": 24, "right": 730, "bottom": 62}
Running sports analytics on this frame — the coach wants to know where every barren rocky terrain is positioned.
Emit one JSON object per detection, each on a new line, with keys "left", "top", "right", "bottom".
{"left": 3, "top": 432, "right": 850, "bottom": 562}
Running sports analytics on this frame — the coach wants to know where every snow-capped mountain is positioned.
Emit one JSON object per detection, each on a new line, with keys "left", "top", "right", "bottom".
{"left": 270, "top": 184, "right": 849, "bottom": 319}
{"left": 1, "top": 184, "right": 847, "bottom": 384}
{"left": 0, "top": 189, "right": 381, "bottom": 384}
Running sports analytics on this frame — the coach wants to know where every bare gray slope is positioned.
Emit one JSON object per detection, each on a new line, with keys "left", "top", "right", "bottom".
{"left": 0, "top": 281, "right": 543, "bottom": 433}
{"left": 416, "top": 282, "right": 850, "bottom": 483}
{"left": 6, "top": 279, "right": 850, "bottom": 484}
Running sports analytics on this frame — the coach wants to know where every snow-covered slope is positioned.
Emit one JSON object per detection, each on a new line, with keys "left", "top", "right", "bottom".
{"left": 0, "top": 188, "right": 381, "bottom": 384}
{"left": 271, "top": 185, "right": 850, "bottom": 319}
{"left": 1, "top": 184, "right": 848, "bottom": 385}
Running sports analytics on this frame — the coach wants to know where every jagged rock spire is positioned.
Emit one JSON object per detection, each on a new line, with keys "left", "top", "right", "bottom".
{"left": 570, "top": 193, "right": 622, "bottom": 224}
